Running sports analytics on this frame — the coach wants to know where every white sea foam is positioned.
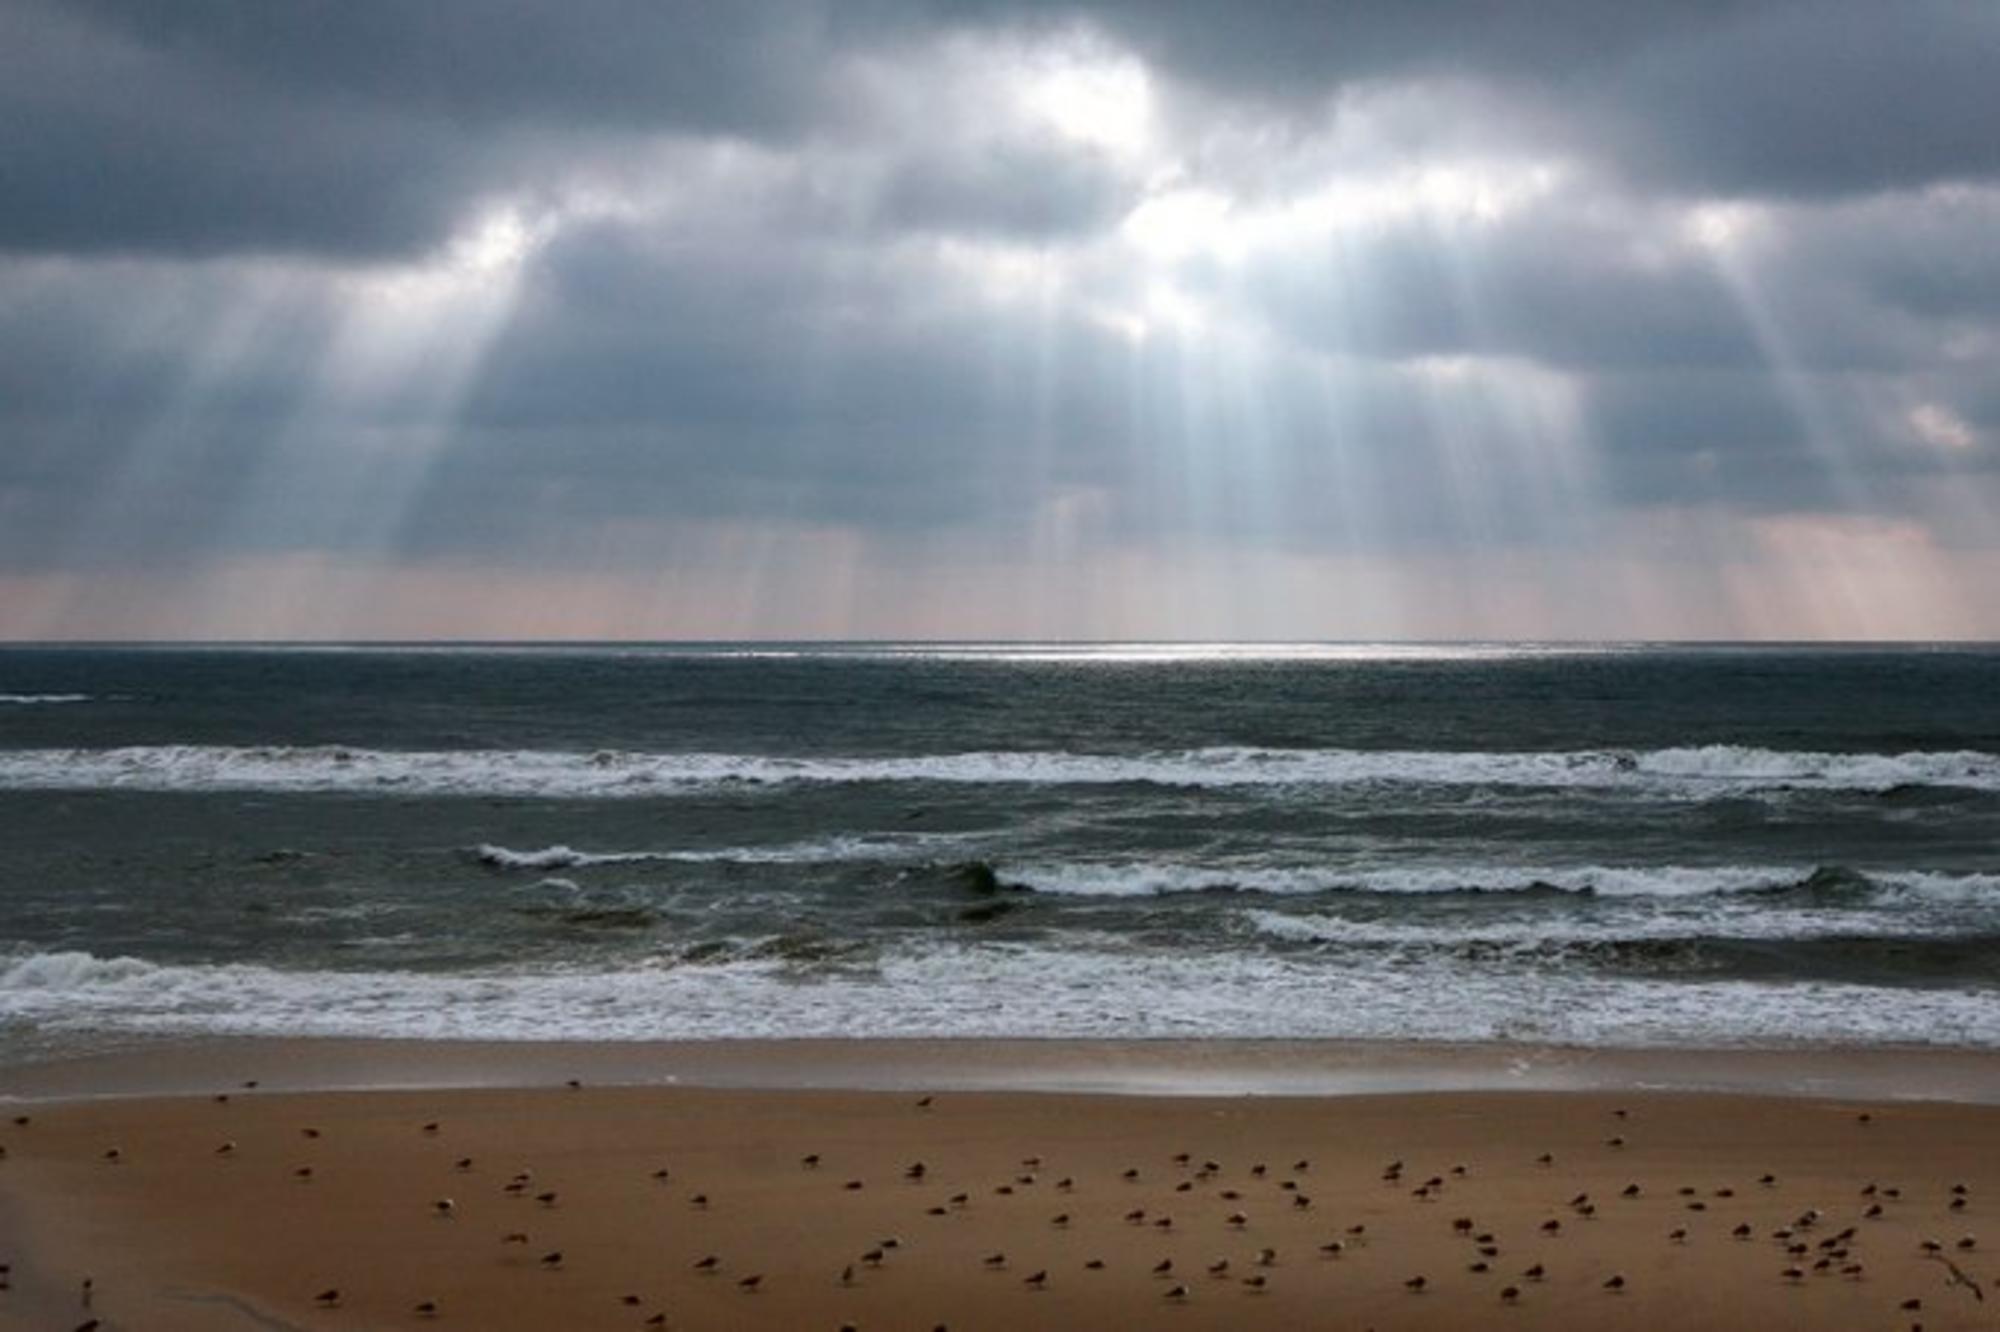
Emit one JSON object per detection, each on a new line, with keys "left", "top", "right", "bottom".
{"left": 1, "top": 743, "right": 1996, "bottom": 797}
{"left": 2, "top": 945, "right": 1996, "bottom": 1048}
{"left": 0, "top": 693, "right": 90, "bottom": 704}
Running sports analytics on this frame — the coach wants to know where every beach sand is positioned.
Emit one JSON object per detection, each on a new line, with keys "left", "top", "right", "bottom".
{"left": 3, "top": 1047, "right": 1998, "bottom": 1330}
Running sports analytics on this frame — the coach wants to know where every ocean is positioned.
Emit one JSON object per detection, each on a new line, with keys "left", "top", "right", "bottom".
{"left": 2, "top": 643, "right": 1998, "bottom": 1057}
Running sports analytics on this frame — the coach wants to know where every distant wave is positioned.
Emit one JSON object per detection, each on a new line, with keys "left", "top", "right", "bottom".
{"left": 1002, "top": 862, "right": 2000, "bottom": 900}
{"left": 0, "top": 693, "right": 90, "bottom": 705}
{"left": 471, "top": 835, "right": 949, "bottom": 870}
{"left": 0, "top": 743, "right": 1997, "bottom": 797}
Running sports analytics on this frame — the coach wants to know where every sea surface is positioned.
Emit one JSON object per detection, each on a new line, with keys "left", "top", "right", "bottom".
{"left": 2, "top": 643, "right": 1998, "bottom": 1057}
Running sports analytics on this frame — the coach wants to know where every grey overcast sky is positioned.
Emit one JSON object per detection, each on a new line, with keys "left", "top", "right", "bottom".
{"left": 3, "top": 0, "right": 1998, "bottom": 639}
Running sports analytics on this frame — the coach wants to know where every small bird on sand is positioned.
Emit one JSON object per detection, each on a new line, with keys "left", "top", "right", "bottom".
{"left": 1164, "top": 1284, "right": 1188, "bottom": 1301}
{"left": 914, "top": 1095, "right": 933, "bottom": 1109}
{"left": 801, "top": 1154, "right": 820, "bottom": 1168}
{"left": 983, "top": 1253, "right": 1008, "bottom": 1269}
{"left": 434, "top": 1198, "right": 456, "bottom": 1218}
{"left": 1241, "top": 1275, "right": 1267, "bottom": 1292}
{"left": 1024, "top": 1270, "right": 1047, "bottom": 1288}
{"left": 294, "top": 1166, "right": 314, "bottom": 1181}
{"left": 1604, "top": 1274, "right": 1626, "bottom": 1292}
{"left": 1319, "top": 1241, "right": 1345, "bottom": 1257}
{"left": 841, "top": 1264, "right": 856, "bottom": 1286}
{"left": 1085, "top": 1259, "right": 1104, "bottom": 1270}
{"left": 501, "top": 1232, "right": 529, "bottom": 1244}
{"left": 737, "top": 1274, "right": 762, "bottom": 1292}
{"left": 100, "top": 1148, "right": 121, "bottom": 1164}
{"left": 314, "top": 1288, "right": 341, "bottom": 1307}
{"left": 692, "top": 1192, "right": 711, "bottom": 1206}
{"left": 1523, "top": 1264, "right": 1545, "bottom": 1281}
{"left": 1500, "top": 1284, "right": 1521, "bottom": 1303}
{"left": 1405, "top": 1275, "right": 1427, "bottom": 1292}
{"left": 1152, "top": 1259, "right": 1173, "bottom": 1276}
{"left": 216, "top": 1140, "right": 236, "bottom": 1156}
{"left": 535, "top": 1190, "right": 558, "bottom": 1207}
{"left": 422, "top": 1121, "right": 440, "bottom": 1135}
{"left": 539, "top": 1251, "right": 563, "bottom": 1269}
{"left": 455, "top": 1157, "right": 474, "bottom": 1171}
{"left": 693, "top": 1255, "right": 719, "bottom": 1272}
{"left": 413, "top": 1300, "right": 439, "bottom": 1318}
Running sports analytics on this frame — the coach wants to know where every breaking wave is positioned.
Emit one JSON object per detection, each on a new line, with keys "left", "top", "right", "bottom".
{"left": 2, "top": 743, "right": 1997, "bottom": 797}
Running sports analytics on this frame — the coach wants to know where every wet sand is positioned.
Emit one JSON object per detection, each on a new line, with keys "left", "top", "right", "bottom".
{"left": 2, "top": 1046, "right": 1998, "bottom": 1329}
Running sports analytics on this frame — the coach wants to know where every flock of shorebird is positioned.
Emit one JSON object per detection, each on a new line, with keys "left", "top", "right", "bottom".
{"left": 0, "top": 1089, "right": 1992, "bottom": 1329}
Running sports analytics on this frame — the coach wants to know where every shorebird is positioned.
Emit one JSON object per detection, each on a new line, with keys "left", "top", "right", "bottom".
{"left": 841, "top": 1264, "right": 856, "bottom": 1286}
{"left": 301, "top": 1127, "right": 321, "bottom": 1139}
{"left": 693, "top": 1255, "right": 719, "bottom": 1273}
{"left": 984, "top": 1253, "right": 1008, "bottom": 1269}
{"left": 1152, "top": 1259, "right": 1173, "bottom": 1276}
{"left": 1256, "top": 1248, "right": 1277, "bottom": 1268}
{"left": 914, "top": 1095, "right": 933, "bottom": 1109}
{"left": 434, "top": 1198, "right": 456, "bottom": 1218}
{"left": 1404, "top": 1275, "right": 1427, "bottom": 1292}
{"left": 1023, "top": 1270, "right": 1047, "bottom": 1289}
{"left": 422, "top": 1121, "right": 440, "bottom": 1135}
{"left": 1228, "top": 1212, "right": 1249, "bottom": 1228}
{"left": 1164, "top": 1284, "right": 1188, "bottom": 1301}
{"left": 1501, "top": 1284, "right": 1521, "bottom": 1302}
{"left": 692, "top": 1192, "right": 712, "bottom": 1206}
{"left": 1318, "top": 1241, "right": 1345, "bottom": 1257}
{"left": 1208, "top": 1259, "right": 1230, "bottom": 1277}
{"left": 455, "top": 1157, "right": 474, "bottom": 1171}
{"left": 314, "top": 1288, "right": 341, "bottom": 1307}
{"left": 1241, "top": 1274, "right": 1267, "bottom": 1292}
{"left": 1669, "top": 1227, "right": 1688, "bottom": 1243}
{"left": 1084, "top": 1259, "right": 1104, "bottom": 1270}
{"left": 801, "top": 1153, "right": 820, "bottom": 1168}
{"left": 502, "top": 1232, "right": 529, "bottom": 1244}
{"left": 1522, "top": 1264, "right": 1545, "bottom": 1281}
{"left": 413, "top": 1300, "right": 439, "bottom": 1318}
{"left": 737, "top": 1274, "right": 763, "bottom": 1292}
{"left": 294, "top": 1166, "right": 314, "bottom": 1181}
{"left": 904, "top": 1162, "right": 927, "bottom": 1181}
{"left": 535, "top": 1190, "right": 558, "bottom": 1207}
{"left": 216, "top": 1140, "right": 236, "bottom": 1156}
{"left": 539, "top": 1251, "right": 563, "bottom": 1270}
{"left": 100, "top": 1148, "right": 121, "bottom": 1164}
{"left": 1603, "top": 1274, "right": 1627, "bottom": 1292}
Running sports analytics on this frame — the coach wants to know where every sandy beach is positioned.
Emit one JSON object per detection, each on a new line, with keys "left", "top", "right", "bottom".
{"left": 3, "top": 1044, "right": 1998, "bottom": 1330}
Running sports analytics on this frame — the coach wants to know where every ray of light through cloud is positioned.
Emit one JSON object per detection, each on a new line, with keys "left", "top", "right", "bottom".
{"left": 1, "top": 1, "right": 1998, "bottom": 639}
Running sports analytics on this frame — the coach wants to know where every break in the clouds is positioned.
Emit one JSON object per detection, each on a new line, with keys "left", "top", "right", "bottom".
{"left": 2, "top": 0, "right": 1998, "bottom": 639}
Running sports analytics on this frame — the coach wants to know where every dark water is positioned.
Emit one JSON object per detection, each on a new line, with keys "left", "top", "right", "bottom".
{"left": 2, "top": 643, "right": 1998, "bottom": 1050}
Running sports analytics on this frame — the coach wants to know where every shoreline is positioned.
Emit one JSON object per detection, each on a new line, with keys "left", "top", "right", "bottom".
{"left": 8, "top": 1034, "right": 2000, "bottom": 1104}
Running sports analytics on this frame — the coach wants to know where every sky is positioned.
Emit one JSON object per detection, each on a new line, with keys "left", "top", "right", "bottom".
{"left": 3, "top": 0, "right": 1999, "bottom": 641}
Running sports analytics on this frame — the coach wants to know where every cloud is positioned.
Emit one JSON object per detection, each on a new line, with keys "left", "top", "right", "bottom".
{"left": 2, "top": 0, "right": 1999, "bottom": 636}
